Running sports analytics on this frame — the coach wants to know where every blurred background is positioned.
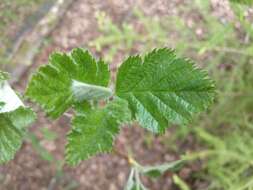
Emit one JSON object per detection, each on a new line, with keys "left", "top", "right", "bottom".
{"left": 0, "top": 0, "right": 253, "bottom": 189}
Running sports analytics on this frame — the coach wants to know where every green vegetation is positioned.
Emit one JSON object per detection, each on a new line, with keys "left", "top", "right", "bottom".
{"left": 0, "top": 0, "right": 45, "bottom": 66}
{"left": 0, "top": 106, "right": 35, "bottom": 164}
{"left": 230, "top": 0, "right": 253, "bottom": 5}
{"left": 1, "top": 0, "right": 253, "bottom": 189}
{"left": 0, "top": 47, "right": 215, "bottom": 189}
{"left": 89, "top": 10, "right": 171, "bottom": 62}
{"left": 25, "top": 47, "right": 214, "bottom": 166}
{"left": 90, "top": 1, "right": 253, "bottom": 189}
{"left": 179, "top": 2, "right": 253, "bottom": 189}
{"left": 125, "top": 159, "right": 183, "bottom": 189}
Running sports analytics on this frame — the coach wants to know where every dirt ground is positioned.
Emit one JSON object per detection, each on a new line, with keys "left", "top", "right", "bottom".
{"left": 0, "top": 0, "right": 227, "bottom": 189}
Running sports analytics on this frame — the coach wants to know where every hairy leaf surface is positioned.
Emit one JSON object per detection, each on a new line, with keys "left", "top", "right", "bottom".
{"left": 66, "top": 98, "right": 131, "bottom": 165}
{"left": 0, "top": 82, "right": 24, "bottom": 113}
{"left": 26, "top": 48, "right": 110, "bottom": 118}
{"left": 116, "top": 48, "right": 215, "bottom": 133}
{"left": 0, "top": 107, "right": 36, "bottom": 164}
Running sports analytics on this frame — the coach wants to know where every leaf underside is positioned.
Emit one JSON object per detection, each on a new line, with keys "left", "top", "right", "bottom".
{"left": 66, "top": 98, "right": 131, "bottom": 165}
{"left": 140, "top": 160, "right": 184, "bottom": 178}
{"left": 26, "top": 48, "right": 110, "bottom": 118}
{"left": 116, "top": 48, "right": 215, "bottom": 133}
{"left": 0, "top": 82, "right": 24, "bottom": 113}
{"left": 0, "top": 107, "right": 36, "bottom": 164}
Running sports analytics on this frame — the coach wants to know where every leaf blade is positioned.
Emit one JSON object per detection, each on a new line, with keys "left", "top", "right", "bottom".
{"left": 0, "top": 107, "right": 36, "bottom": 164}
{"left": 65, "top": 98, "right": 131, "bottom": 165}
{"left": 26, "top": 48, "right": 110, "bottom": 119}
{"left": 116, "top": 48, "right": 215, "bottom": 133}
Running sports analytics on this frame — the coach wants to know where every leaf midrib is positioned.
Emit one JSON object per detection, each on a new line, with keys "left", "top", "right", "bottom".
{"left": 118, "top": 88, "right": 214, "bottom": 94}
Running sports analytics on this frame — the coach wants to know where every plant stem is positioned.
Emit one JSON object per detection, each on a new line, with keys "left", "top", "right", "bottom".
{"left": 113, "top": 146, "right": 129, "bottom": 162}
{"left": 63, "top": 112, "right": 73, "bottom": 119}
{"left": 112, "top": 146, "right": 142, "bottom": 169}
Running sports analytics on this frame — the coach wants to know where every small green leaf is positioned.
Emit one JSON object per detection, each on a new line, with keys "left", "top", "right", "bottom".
{"left": 139, "top": 160, "right": 184, "bottom": 178}
{"left": 0, "top": 71, "right": 9, "bottom": 82}
{"left": 116, "top": 48, "right": 215, "bottom": 133}
{"left": 26, "top": 48, "right": 110, "bottom": 119}
{"left": 65, "top": 98, "right": 131, "bottom": 165}
{"left": 0, "top": 107, "right": 36, "bottom": 164}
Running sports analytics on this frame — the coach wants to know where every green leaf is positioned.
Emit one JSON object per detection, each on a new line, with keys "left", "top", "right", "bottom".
{"left": 0, "top": 71, "right": 9, "bottom": 82}
{"left": 0, "top": 82, "right": 36, "bottom": 163}
{"left": 0, "top": 102, "right": 5, "bottom": 110}
{"left": 65, "top": 98, "right": 131, "bottom": 165}
{"left": 0, "top": 107, "right": 36, "bottom": 164}
{"left": 73, "top": 101, "right": 92, "bottom": 116}
{"left": 116, "top": 48, "right": 215, "bottom": 133}
{"left": 26, "top": 48, "right": 110, "bottom": 119}
{"left": 230, "top": 0, "right": 253, "bottom": 5}
{"left": 139, "top": 160, "right": 184, "bottom": 178}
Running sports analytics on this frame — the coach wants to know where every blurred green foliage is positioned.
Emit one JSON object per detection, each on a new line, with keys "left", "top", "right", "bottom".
{"left": 0, "top": 0, "right": 45, "bottom": 65}
{"left": 90, "top": 1, "right": 253, "bottom": 189}
{"left": 182, "top": 2, "right": 253, "bottom": 189}
{"left": 89, "top": 9, "right": 171, "bottom": 62}
{"left": 230, "top": 0, "right": 253, "bottom": 5}
{"left": 1, "top": 0, "right": 253, "bottom": 189}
